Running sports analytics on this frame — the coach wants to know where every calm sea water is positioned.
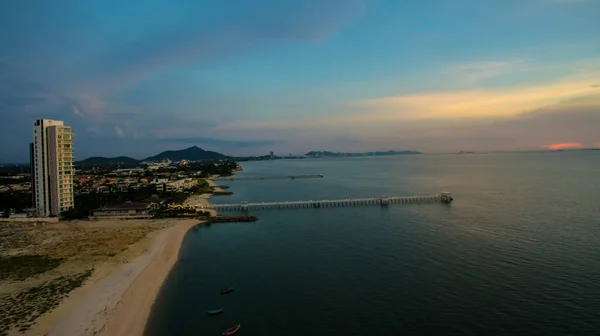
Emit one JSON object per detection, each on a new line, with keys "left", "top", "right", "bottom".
{"left": 146, "top": 152, "right": 600, "bottom": 336}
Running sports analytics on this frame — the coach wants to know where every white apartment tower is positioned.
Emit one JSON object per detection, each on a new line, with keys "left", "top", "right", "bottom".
{"left": 31, "top": 119, "right": 74, "bottom": 217}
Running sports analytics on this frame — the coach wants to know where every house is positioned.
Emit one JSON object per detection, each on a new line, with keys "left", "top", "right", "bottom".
{"left": 151, "top": 178, "right": 169, "bottom": 184}
{"left": 94, "top": 186, "right": 110, "bottom": 193}
{"left": 114, "top": 168, "right": 145, "bottom": 175}
{"left": 91, "top": 202, "right": 157, "bottom": 218}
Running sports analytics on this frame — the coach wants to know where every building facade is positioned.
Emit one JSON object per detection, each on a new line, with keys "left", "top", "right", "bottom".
{"left": 31, "top": 119, "right": 74, "bottom": 216}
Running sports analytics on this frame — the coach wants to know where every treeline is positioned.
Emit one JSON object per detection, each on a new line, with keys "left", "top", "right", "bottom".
{"left": 148, "top": 161, "right": 238, "bottom": 177}
{"left": 0, "top": 192, "right": 31, "bottom": 215}
{"left": 76, "top": 161, "right": 238, "bottom": 178}
{"left": 61, "top": 180, "right": 213, "bottom": 219}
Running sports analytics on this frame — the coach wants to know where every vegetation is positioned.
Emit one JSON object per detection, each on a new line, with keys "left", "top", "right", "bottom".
{"left": 0, "top": 255, "right": 64, "bottom": 281}
{"left": 0, "top": 191, "right": 30, "bottom": 214}
{"left": 148, "top": 161, "right": 238, "bottom": 177}
{"left": 153, "top": 208, "right": 211, "bottom": 218}
{"left": 61, "top": 179, "right": 215, "bottom": 219}
{"left": 142, "top": 145, "right": 230, "bottom": 162}
{"left": 0, "top": 221, "right": 176, "bottom": 335}
{"left": 0, "top": 269, "right": 94, "bottom": 335}
{"left": 61, "top": 185, "right": 159, "bottom": 219}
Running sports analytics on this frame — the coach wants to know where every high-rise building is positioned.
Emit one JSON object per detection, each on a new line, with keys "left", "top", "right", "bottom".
{"left": 270, "top": 151, "right": 274, "bottom": 159}
{"left": 31, "top": 119, "right": 74, "bottom": 217}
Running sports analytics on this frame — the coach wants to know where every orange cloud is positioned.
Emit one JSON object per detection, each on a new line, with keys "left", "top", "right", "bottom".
{"left": 357, "top": 80, "right": 599, "bottom": 121}
{"left": 545, "top": 142, "right": 584, "bottom": 150}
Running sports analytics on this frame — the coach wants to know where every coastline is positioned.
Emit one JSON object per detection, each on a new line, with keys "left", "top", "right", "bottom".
{"left": 26, "top": 219, "right": 200, "bottom": 336}
{"left": 23, "top": 179, "right": 225, "bottom": 336}
{"left": 183, "top": 178, "right": 222, "bottom": 217}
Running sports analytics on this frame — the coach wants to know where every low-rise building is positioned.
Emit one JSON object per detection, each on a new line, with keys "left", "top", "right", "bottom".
{"left": 151, "top": 178, "right": 169, "bottom": 184}
{"left": 91, "top": 202, "right": 157, "bottom": 218}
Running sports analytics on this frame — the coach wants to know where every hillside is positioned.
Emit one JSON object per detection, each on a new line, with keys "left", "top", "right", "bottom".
{"left": 142, "top": 146, "right": 230, "bottom": 162}
{"left": 76, "top": 156, "right": 139, "bottom": 166}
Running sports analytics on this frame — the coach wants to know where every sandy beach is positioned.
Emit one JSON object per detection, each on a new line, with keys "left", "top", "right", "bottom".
{"left": 14, "top": 219, "right": 200, "bottom": 336}
{"left": 183, "top": 179, "right": 221, "bottom": 217}
{"left": 1, "top": 184, "right": 222, "bottom": 336}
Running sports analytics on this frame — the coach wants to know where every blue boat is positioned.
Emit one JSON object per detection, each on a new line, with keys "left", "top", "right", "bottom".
{"left": 206, "top": 308, "right": 224, "bottom": 315}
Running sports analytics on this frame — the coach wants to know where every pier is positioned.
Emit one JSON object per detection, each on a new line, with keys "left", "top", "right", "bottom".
{"left": 214, "top": 174, "right": 324, "bottom": 181}
{"left": 196, "top": 192, "right": 453, "bottom": 213}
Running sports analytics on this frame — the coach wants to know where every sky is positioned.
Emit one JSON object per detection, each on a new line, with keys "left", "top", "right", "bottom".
{"left": 1, "top": 0, "right": 599, "bottom": 161}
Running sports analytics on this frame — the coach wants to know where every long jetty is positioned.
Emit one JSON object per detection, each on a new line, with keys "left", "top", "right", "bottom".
{"left": 215, "top": 174, "right": 324, "bottom": 181}
{"left": 197, "top": 192, "right": 453, "bottom": 213}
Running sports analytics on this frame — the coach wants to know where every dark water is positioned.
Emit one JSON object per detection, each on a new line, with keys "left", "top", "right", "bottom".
{"left": 146, "top": 152, "right": 600, "bottom": 336}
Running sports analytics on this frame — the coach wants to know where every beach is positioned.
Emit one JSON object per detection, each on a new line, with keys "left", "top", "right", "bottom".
{"left": 183, "top": 178, "right": 222, "bottom": 217}
{"left": 39, "top": 219, "right": 198, "bottom": 336}
{"left": 0, "top": 185, "right": 220, "bottom": 336}
{"left": 6, "top": 218, "right": 197, "bottom": 336}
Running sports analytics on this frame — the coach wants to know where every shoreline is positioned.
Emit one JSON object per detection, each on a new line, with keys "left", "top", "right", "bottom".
{"left": 25, "top": 179, "right": 226, "bottom": 336}
{"left": 27, "top": 219, "right": 202, "bottom": 336}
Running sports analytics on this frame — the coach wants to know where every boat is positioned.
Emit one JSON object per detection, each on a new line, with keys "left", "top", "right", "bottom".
{"left": 221, "top": 324, "right": 241, "bottom": 336}
{"left": 220, "top": 287, "right": 234, "bottom": 294}
{"left": 205, "top": 308, "right": 224, "bottom": 315}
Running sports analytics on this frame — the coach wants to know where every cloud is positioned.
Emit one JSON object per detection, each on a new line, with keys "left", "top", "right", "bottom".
{"left": 551, "top": 0, "right": 589, "bottom": 3}
{"left": 157, "top": 136, "right": 281, "bottom": 148}
{"left": 449, "top": 60, "right": 527, "bottom": 85}
{"left": 71, "top": 105, "right": 84, "bottom": 118}
{"left": 545, "top": 142, "right": 584, "bottom": 150}
{"left": 208, "top": 90, "right": 600, "bottom": 153}
{"left": 114, "top": 126, "right": 124, "bottom": 138}
{"left": 355, "top": 79, "right": 599, "bottom": 121}
{"left": 69, "top": 0, "right": 366, "bottom": 101}
{"left": 0, "top": 0, "right": 366, "bottom": 147}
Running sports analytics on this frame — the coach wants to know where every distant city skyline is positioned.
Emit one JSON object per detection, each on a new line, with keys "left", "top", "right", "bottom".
{"left": 1, "top": 0, "right": 599, "bottom": 162}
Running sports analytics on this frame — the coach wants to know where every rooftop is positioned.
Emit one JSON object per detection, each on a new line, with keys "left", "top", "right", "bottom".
{"left": 93, "top": 202, "right": 150, "bottom": 211}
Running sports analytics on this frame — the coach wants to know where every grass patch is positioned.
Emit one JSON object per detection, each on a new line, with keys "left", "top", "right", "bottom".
{"left": 0, "top": 255, "right": 64, "bottom": 281}
{"left": 0, "top": 269, "right": 94, "bottom": 335}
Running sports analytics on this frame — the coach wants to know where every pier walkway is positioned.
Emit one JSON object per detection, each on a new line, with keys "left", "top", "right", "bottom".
{"left": 214, "top": 174, "right": 324, "bottom": 181}
{"left": 196, "top": 192, "right": 453, "bottom": 213}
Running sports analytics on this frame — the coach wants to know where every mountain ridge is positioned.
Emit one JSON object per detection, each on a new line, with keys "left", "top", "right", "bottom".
{"left": 142, "top": 146, "right": 230, "bottom": 162}
{"left": 75, "top": 146, "right": 231, "bottom": 166}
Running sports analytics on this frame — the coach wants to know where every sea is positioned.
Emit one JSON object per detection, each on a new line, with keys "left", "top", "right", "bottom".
{"left": 146, "top": 152, "right": 600, "bottom": 336}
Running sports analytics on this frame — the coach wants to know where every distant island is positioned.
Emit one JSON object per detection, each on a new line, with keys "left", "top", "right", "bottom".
{"left": 304, "top": 150, "right": 421, "bottom": 157}
{"left": 75, "top": 147, "right": 425, "bottom": 167}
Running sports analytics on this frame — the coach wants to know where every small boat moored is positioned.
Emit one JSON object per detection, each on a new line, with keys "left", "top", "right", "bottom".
{"left": 221, "top": 324, "right": 241, "bottom": 336}
{"left": 220, "top": 287, "right": 234, "bottom": 294}
{"left": 205, "top": 308, "right": 224, "bottom": 315}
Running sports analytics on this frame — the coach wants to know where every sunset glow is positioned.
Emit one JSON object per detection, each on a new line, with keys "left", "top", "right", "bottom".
{"left": 1, "top": 0, "right": 600, "bottom": 160}
{"left": 545, "top": 143, "right": 584, "bottom": 150}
